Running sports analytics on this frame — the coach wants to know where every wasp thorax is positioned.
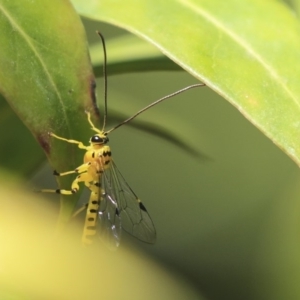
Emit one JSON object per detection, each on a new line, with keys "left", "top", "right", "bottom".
{"left": 90, "top": 134, "right": 109, "bottom": 144}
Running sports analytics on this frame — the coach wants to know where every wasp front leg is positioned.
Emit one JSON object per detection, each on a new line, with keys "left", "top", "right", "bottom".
{"left": 49, "top": 132, "right": 88, "bottom": 150}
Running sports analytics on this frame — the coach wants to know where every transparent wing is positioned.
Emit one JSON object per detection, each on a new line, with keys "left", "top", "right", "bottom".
{"left": 102, "top": 160, "right": 156, "bottom": 243}
{"left": 97, "top": 178, "right": 122, "bottom": 249}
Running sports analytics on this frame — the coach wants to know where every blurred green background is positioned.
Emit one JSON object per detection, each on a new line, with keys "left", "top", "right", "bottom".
{"left": 2, "top": 8, "right": 300, "bottom": 300}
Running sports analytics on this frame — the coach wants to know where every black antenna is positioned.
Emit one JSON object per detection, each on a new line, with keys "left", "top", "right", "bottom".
{"left": 106, "top": 83, "right": 205, "bottom": 134}
{"left": 96, "top": 31, "right": 108, "bottom": 131}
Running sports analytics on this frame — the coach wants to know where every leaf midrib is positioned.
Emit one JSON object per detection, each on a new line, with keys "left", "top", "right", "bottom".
{"left": 0, "top": 3, "right": 71, "bottom": 131}
{"left": 179, "top": 0, "right": 299, "bottom": 109}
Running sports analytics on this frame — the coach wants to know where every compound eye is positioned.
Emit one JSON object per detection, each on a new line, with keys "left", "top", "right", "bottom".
{"left": 91, "top": 135, "right": 103, "bottom": 143}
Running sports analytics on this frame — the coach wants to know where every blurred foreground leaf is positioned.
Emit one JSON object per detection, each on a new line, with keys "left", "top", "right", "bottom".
{"left": 0, "top": 171, "right": 204, "bottom": 300}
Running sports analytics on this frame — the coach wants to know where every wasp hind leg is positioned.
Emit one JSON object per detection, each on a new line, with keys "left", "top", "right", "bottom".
{"left": 38, "top": 163, "right": 93, "bottom": 195}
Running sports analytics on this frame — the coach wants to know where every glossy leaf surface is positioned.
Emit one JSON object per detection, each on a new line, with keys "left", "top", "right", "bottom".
{"left": 72, "top": 0, "right": 300, "bottom": 166}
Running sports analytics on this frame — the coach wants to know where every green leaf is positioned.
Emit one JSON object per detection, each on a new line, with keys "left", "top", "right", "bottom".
{"left": 90, "top": 34, "right": 181, "bottom": 76}
{"left": 0, "top": 94, "right": 45, "bottom": 175}
{"left": 0, "top": 0, "right": 96, "bottom": 223}
{"left": 72, "top": 0, "right": 300, "bottom": 167}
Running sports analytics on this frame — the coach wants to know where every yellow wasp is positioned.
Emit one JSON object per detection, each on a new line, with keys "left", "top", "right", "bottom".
{"left": 40, "top": 32, "right": 204, "bottom": 247}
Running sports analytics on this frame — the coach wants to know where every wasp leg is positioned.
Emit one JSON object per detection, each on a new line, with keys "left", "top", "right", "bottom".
{"left": 53, "top": 162, "right": 92, "bottom": 177}
{"left": 39, "top": 168, "right": 94, "bottom": 195}
{"left": 56, "top": 171, "right": 94, "bottom": 195}
{"left": 49, "top": 132, "right": 88, "bottom": 150}
{"left": 72, "top": 203, "right": 88, "bottom": 218}
{"left": 86, "top": 111, "right": 102, "bottom": 134}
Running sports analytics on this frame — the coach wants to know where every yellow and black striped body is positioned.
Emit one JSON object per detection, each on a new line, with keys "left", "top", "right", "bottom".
{"left": 81, "top": 145, "right": 111, "bottom": 245}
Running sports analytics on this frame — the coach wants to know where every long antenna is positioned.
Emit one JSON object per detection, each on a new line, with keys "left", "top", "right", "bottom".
{"left": 106, "top": 83, "right": 205, "bottom": 134}
{"left": 96, "top": 31, "right": 108, "bottom": 131}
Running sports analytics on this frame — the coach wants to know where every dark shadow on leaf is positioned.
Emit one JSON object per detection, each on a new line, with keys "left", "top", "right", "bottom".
{"left": 93, "top": 56, "right": 181, "bottom": 77}
{"left": 0, "top": 94, "right": 45, "bottom": 176}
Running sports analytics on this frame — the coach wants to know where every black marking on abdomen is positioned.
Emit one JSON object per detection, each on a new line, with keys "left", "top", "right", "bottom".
{"left": 90, "top": 209, "right": 97, "bottom": 213}
{"left": 88, "top": 217, "right": 95, "bottom": 221}
{"left": 86, "top": 226, "right": 96, "bottom": 230}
